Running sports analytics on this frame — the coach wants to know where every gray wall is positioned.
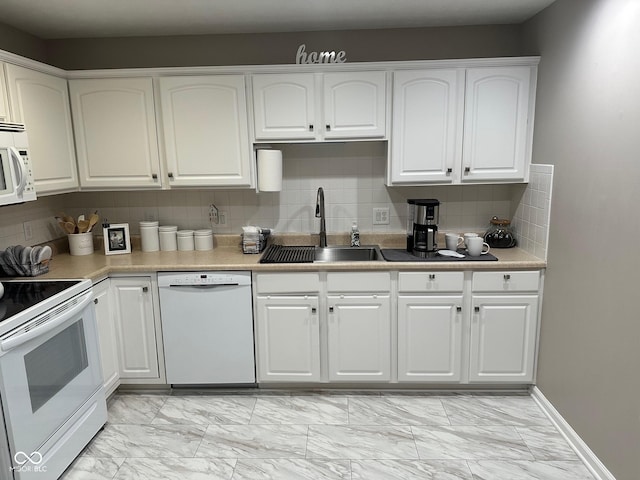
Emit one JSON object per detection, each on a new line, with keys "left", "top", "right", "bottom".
{"left": 0, "top": 21, "right": 47, "bottom": 63}
{"left": 524, "top": 0, "right": 640, "bottom": 478}
{"left": 45, "top": 25, "right": 524, "bottom": 69}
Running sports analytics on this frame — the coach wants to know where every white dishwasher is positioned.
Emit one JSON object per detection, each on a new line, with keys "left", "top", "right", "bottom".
{"left": 158, "top": 271, "right": 256, "bottom": 385}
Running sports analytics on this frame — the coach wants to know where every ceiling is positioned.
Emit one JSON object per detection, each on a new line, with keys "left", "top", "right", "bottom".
{"left": 0, "top": 0, "right": 557, "bottom": 40}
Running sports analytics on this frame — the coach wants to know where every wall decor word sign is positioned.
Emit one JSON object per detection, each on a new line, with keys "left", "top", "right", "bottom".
{"left": 296, "top": 44, "right": 346, "bottom": 64}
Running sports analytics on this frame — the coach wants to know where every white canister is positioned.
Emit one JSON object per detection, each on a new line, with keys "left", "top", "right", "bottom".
{"left": 194, "top": 229, "right": 214, "bottom": 251}
{"left": 177, "top": 230, "right": 195, "bottom": 251}
{"left": 68, "top": 232, "right": 94, "bottom": 256}
{"left": 159, "top": 225, "right": 178, "bottom": 251}
{"left": 139, "top": 221, "right": 159, "bottom": 252}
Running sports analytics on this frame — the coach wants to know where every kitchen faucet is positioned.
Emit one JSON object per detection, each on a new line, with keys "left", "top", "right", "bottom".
{"left": 315, "top": 187, "right": 327, "bottom": 248}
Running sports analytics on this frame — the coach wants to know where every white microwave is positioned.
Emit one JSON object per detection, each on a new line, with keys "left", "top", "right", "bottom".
{"left": 0, "top": 123, "right": 36, "bottom": 207}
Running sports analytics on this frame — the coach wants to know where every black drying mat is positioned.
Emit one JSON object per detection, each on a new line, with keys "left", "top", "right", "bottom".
{"left": 260, "top": 244, "right": 315, "bottom": 263}
{"left": 381, "top": 249, "right": 498, "bottom": 262}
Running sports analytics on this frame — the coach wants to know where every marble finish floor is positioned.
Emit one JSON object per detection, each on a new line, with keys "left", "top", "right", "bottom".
{"left": 62, "top": 392, "right": 595, "bottom": 480}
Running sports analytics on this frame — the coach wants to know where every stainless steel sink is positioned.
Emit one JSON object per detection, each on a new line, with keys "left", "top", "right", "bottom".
{"left": 314, "top": 245, "right": 384, "bottom": 263}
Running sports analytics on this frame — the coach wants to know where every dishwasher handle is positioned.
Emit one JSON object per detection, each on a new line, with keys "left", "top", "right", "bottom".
{"left": 167, "top": 283, "right": 240, "bottom": 288}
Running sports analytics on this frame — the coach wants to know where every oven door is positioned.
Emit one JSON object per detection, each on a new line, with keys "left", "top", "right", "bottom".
{"left": 0, "top": 289, "right": 103, "bottom": 456}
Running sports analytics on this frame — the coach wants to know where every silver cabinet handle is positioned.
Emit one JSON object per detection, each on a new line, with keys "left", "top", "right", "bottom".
{"left": 429, "top": 274, "right": 436, "bottom": 280}
{"left": 152, "top": 173, "right": 158, "bottom": 180}
{"left": 446, "top": 168, "right": 453, "bottom": 174}
{"left": 474, "top": 306, "right": 480, "bottom": 313}
{"left": 456, "top": 306, "right": 462, "bottom": 312}
{"left": 326, "top": 124, "right": 331, "bottom": 131}
{"left": 309, "top": 124, "right": 314, "bottom": 131}
{"left": 168, "top": 172, "right": 174, "bottom": 179}
{"left": 464, "top": 167, "right": 471, "bottom": 173}
{"left": 329, "top": 306, "right": 334, "bottom": 313}
{"left": 94, "top": 298, "right": 99, "bottom": 304}
{"left": 504, "top": 274, "right": 511, "bottom": 281}
{"left": 311, "top": 307, "right": 317, "bottom": 314}
{"left": 142, "top": 286, "right": 149, "bottom": 293}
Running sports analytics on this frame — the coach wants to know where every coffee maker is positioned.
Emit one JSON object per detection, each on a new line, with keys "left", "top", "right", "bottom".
{"left": 406, "top": 199, "right": 440, "bottom": 257}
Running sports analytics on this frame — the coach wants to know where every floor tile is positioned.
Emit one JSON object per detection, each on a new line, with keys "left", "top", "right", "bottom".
{"left": 153, "top": 395, "right": 256, "bottom": 425}
{"left": 196, "top": 425, "right": 308, "bottom": 458}
{"left": 348, "top": 395, "right": 450, "bottom": 425}
{"left": 250, "top": 395, "right": 348, "bottom": 424}
{"left": 232, "top": 459, "right": 350, "bottom": 479}
{"left": 442, "top": 396, "right": 553, "bottom": 426}
{"left": 113, "top": 457, "right": 236, "bottom": 480}
{"left": 83, "top": 424, "right": 206, "bottom": 458}
{"left": 412, "top": 425, "right": 535, "bottom": 460}
{"left": 306, "top": 425, "right": 419, "bottom": 459}
{"left": 61, "top": 457, "right": 125, "bottom": 480}
{"left": 107, "top": 394, "right": 168, "bottom": 424}
{"left": 516, "top": 426, "right": 580, "bottom": 461}
{"left": 351, "top": 459, "right": 473, "bottom": 479}
{"left": 467, "top": 460, "right": 596, "bottom": 479}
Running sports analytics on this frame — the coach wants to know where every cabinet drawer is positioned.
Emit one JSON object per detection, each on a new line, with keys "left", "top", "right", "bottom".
{"left": 255, "top": 273, "right": 320, "bottom": 294}
{"left": 472, "top": 271, "right": 540, "bottom": 292}
{"left": 398, "top": 272, "right": 464, "bottom": 293}
{"left": 327, "top": 272, "right": 390, "bottom": 293}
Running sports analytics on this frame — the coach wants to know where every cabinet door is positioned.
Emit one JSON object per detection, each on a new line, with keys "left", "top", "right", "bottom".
{"left": 158, "top": 75, "right": 253, "bottom": 187}
{"left": 462, "top": 66, "right": 532, "bottom": 182}
{"left": 255, "top": 296, "right": 320, "bottom": 382}
{"left": 0, "top": 64, "right": 10, "bottom": 121}
{"left": 469, "top": 295, "right": 539, "bottom": 383}
{"left": 323, "top": 71, "right": 386, "bottom": 139}
{"left": 5, "top": 64, "right": 78, "bottom": 194}
{"left": 390, "top": 69, "right": 462, "bottom": 184}
{"left": 111, "top": 278, "right": 160, "bottom": 379}
{"left": 252, "top": 73, "right": 316, "bottom": 140}
{"left": 397, "top": 295, "right": 463, "bottom": 382}
{"left": 327, "top": 295, "right": 391, "bottom": 382}
{"left": 92, "top": 279, "right": 120, "bottom": 396}
{"left": 69, "top": 77, "right": 161, "bottom": 189}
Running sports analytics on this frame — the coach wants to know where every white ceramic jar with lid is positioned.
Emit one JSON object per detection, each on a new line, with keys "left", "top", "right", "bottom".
{"left": 139, "top": 221, "right": 159, "bottom": 252}
{"left": 194, "top": 229, "right": 214, "bottom": 251}
{"left": 176, "top": 230, "right": 195, "bottom": 251}
{"left": 158, "top": 225, "right": 178, "bottom": 251}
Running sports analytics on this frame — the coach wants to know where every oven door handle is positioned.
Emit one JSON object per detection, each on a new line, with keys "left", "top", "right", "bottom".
{"left": 0, "top": 291, "right": 93, "bottom": 352}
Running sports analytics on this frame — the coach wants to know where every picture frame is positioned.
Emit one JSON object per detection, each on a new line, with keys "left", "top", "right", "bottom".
{"left": 103, "top": 223, "right": 131, "bottom": 255}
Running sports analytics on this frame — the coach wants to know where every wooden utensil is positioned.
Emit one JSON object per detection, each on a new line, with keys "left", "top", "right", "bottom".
{"left": 77, "top": 219, "right": 90, "bottom": 233}
{"left": 63, "top": 221, "right": 76, "bottom": 234}
{"left": 87, "top": 213, "right": 99, "bottom": 232}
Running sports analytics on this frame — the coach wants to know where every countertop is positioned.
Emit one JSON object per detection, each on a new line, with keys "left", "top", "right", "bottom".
{"left": 32, "top": 234, "right": 546, "bottom": 281}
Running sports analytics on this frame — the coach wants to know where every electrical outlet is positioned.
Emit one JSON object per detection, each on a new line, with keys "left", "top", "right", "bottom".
{"left": 373, "top": 207, "right": 390, "bottom": 225}
{"left": 219, "top": 211, "right": 227, "bottom": 226}
{"left": 23, "top": 221, "right": 33, "bottom": 241}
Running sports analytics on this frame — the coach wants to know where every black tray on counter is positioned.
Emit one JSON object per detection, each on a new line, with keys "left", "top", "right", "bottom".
{"left": 381, "top": 249, "right": 498, "bottom": 262}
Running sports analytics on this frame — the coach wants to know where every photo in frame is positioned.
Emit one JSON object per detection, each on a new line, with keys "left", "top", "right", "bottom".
{"left": 103, "top": 223, "right": 131, "bottom": 255}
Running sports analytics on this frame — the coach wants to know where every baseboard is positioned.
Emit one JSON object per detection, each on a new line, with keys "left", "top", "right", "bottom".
{"left": 530, "top": 386, "right": 616, "bottom": 480}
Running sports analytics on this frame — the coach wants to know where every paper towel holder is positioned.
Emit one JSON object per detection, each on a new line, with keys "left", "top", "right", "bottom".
{"left": 256, "top": 147, "right": 283, "bottom": 192}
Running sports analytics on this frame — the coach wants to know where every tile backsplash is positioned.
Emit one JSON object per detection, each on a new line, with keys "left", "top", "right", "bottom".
{"left": 0, "top": 143, "right": 553, "bottom": 259}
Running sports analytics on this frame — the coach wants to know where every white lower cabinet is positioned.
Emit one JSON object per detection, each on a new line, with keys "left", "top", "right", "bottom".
{"left": 469, "top": 294, "right": 539, "bottom": 383}
{"left": 255, "top": 296, "right": 321, "bottom": 382}
{"left": 111, "top": 277, "right": 163, "bottom": 381}
{"left": 327, "top": 295, "right": 391, "bottom": 382}
{"left": 397, "top": 295, "right": 463, "bottom": 382}
{"left": 92, "top": 278, "right": 120, "bottom": 396}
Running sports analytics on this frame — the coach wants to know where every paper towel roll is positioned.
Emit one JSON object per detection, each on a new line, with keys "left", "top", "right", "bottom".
{"left": 257, "top": 149, "right": 283, "bottom": 192}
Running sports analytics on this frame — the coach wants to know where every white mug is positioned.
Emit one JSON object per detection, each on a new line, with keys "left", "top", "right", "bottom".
{"left": 445, "top": 233, "right": 464, "bottom": 251}
{"left": 463, "top": 232, "right": 478, "bottom": 243}
{"left": 466, "top": 236, "right": 490, "bottom": 256}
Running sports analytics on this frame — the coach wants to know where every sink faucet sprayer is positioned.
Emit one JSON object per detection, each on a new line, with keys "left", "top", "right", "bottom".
{"left": 315, "top": 187, "right": 327, "bottom": 248}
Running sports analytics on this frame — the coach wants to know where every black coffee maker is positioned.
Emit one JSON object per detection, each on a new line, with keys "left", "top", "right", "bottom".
{"left": 406, "top": 199, "right": 440, "bottom": 257}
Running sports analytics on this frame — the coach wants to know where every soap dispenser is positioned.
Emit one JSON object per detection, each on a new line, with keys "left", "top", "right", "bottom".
{"left": 350, "top": 222, "right": 360, "bottom": 247}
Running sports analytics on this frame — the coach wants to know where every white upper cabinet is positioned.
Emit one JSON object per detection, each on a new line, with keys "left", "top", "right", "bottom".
{"left": 158, "top": 75, "right": 253, "bottom": 187}
{"left": 323, "top": 72, "right": 386, "bottom": 139}
{"left": 0, "top": 64, "right": 11, "bottom": 121}
{"left": 5, "top": 64, "right": 79, "bottom": 194}
{"left": 69, "top": 77, "right": 162, "bottom": 189}
{"left": 390, "top": 69, "right": 463, "bottom": 184}
{"left": 252, "top": 73, "right": 315, "bottom": 140}
{"left": 462, "top": 66, "right": 533, "bottom": 183}
{"left": 252, "top": 71, "right": 386, "bottom": 141}
{"left": 388, "top": 63, "right": 536, "bottom": 185}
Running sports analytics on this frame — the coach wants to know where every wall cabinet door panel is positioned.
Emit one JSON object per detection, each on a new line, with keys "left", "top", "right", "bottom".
{"left": 69, "top": 77, "right": 161, "bottom": 189}
{"left": 6, "top": 64, "right": 78, "bottom": 194}
{"left": 158, "top": 75, "right": 253, "bottom": 187}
